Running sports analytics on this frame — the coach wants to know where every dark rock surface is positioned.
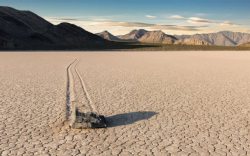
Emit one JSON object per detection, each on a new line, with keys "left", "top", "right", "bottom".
{"left": 71, "top": 110, "right": 107, "bottom": 129}
{"left": 0, "top": 6, "right": 109, "bottom": 50}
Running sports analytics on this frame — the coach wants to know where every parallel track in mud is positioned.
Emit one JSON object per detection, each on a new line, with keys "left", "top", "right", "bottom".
{"left": 65, "top": 59, "right": 77, "bottom": 120}
{"left": 65, "top": 59, "right": 97, "bottom": 121}
{"left": 74, "top": 60, "right": 96, "bottom": 112}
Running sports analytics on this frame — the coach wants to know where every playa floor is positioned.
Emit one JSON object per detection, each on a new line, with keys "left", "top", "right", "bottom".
{"left": 1, "top": 52, "right": 250, "bottom": 156}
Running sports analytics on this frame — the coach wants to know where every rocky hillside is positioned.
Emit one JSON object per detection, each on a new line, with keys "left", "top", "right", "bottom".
{"left": 118, "top": 29, "right": 148, "bottom": 41}
{"left": 114, "top": 30, "right": 250, "bottom": 46}
{"left": 96, "top": 31, "right": 121, "bottom": 41}
{"left": 0, "top": 6, "right": 108, "bottom": 50}
{"left": 117, "top": 29, "right": 177, "bottom": 44}
{"left": 176, "top": 31, "right": 250, "bottom": 46}
{"left": 138, "top": 30, "right": 177, "bottom": 44}
{"left": 109, "top": 29, "right": 210, "bottom": 45}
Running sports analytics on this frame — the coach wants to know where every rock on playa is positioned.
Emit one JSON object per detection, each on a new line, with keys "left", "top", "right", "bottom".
{"left": 70, "top": 109, "right": 107, "bottom": 129}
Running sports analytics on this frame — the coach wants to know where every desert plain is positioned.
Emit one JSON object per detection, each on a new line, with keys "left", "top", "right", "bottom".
{"left": 1, "top": 51, "right": 250, "bottom": 156}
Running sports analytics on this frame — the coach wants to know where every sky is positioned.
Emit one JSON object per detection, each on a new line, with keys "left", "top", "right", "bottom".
{"left": 1, "top": 0, "right": 250, "bottom": 35}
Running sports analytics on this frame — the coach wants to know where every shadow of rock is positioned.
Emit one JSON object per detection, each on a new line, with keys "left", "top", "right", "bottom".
{"left": 106, "top": 111, "right": 157, "bottom": 127}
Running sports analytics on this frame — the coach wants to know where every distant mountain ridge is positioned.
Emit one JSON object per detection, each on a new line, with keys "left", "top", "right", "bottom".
{"left": 0, "top": 6, "right": 108, "bottom": 49}
{"left": 97, "top": 30, "right": 250, "bottom": 46}
{"left": 175, "top": 31, "right": 250, "bottom": 46}
{"left": 117, "top": 29, "right": 148, "bottom": 41}
{"left": 116, "top": 29, "right": 177, "bottom": 44}
{"left": 1, "top": 6, "right": 250, "bottom": 50}
{"left": 96, "top": 31, "right": 121, "bottom": 41}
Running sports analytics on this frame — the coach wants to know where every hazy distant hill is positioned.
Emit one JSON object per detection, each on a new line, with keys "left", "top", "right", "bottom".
{"left": 118, "top": 29, "right": 177, "bottom": 44}
{"left": 116, "top": 30, "right": 250, "bottom": 46}
{"left": 0, "top": 6, "right": 108, "bottom": 50}
{"left": 118, "top": 29, "right": 148, "bottom": 42}
{"left": 138, "top": 30, "right": 177, "bottom": 44}
{"left": 176, "top": 31, "right": 250, "bottom": 46}
{"left": 96, "top": 31, "right": 121, "bottom": 41}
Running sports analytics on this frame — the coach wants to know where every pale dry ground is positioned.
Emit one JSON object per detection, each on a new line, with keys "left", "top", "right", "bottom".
{"left": 1, "top": 52, "right": 250, "bottom": 156}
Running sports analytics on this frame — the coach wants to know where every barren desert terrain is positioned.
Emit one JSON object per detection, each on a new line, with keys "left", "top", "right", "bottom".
{"left": 1, "top": 52, "right": 250, "bottom": 156}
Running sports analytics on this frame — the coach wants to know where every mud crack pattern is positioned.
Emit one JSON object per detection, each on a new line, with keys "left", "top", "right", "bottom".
{"left": 1, "top": 52, "right": 250, "bottom": 156}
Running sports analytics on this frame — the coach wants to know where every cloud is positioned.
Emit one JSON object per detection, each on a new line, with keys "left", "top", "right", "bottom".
{"left": 50, "top": 18, "right": 81, "bottom": 21}
{"left": 103, "top": 21, "right": 153, "bottom": 27}
{"left": 168, "top": 15, "right": 239, "bottom": 26}
{"left": 169, "top": 15, "right": 213, "bottom": 23}
{"left": 220, "top": 21, "right": 238, "bottom": 26}
{"left": 46, "top": 16, "right": 206, "bottom": 32}
{"left": 187, "top": 17, "right": 239, "bottom": 27}
{"left": 45, "top": 16, "right": 243, "bottom": 35}
{"left": 46, "top": 17, "right": 87, "bottom": 22}
{"left": 187, "top": 17, "right": 215, "bottom": 24}
{"left": 153, "top": 25, "right": 204, "bottom": 31}
{"left": 169, "top": 15, "right": 185, "bottom": 19}
{"left": 48, "top": 16, "right": 239, "bottom": 28}
{"left": 101, "top": 21, "right": 205, "bottom": 31}
{"left": 145, "top": 15, "right": 157, "bottom": 19}
{"left": 46, "top": 16, "right": 116, "bottom": 22}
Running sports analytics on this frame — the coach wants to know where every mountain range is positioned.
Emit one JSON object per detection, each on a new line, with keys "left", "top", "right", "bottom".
{"left": 96, "top": 31, "right": 121, "bottom": 42}
{"left": 97, "top": 30, "right": 250, "bottom": 46}
{"left": 0, "top": 6, "right": 109, "bottom": 50}
{"left": 175, "top": 31, "right": 250, "bottom": 46}
{"left": 1, "top": 6, "right": 250, "bottom": 50}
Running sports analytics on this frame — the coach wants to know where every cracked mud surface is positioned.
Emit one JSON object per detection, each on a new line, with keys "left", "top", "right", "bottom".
{"left": 1, "top": 52, "right": 250, "bottom": 155}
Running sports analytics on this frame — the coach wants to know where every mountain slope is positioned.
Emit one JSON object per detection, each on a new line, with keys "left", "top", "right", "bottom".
{"left": 118, "top": 29, "right": 177, "bottom": 44}
{"left": 176, "top": 31, "right": 250, "bottom": 46}
{"left": 96, "top": 31, "right": 121, "bottom": 41}
{"left": 0, "top": 6, "right": 108, "bottom": 49}
{"left": 139, "top": 30, "right": 177, "bottom": 44}
{"left": 118, "top": 29, "right": 148, "bottom": 41}
{"left": 0, "top": 6, "right": 52, "bottom": 36}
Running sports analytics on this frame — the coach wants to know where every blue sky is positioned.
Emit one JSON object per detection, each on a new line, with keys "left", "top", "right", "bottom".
{"left": 1, "top": 0, "right": 250, "bottom": 35}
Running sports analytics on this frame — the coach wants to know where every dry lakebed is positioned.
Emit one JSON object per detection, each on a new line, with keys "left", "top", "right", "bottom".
{"left": 1, "top": 51, "right": 250, "bottom": 156}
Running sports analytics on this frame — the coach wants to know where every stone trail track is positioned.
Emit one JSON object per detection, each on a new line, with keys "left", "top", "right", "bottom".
{"left": 66, "top": 59, "right": 97, "bottom": 122}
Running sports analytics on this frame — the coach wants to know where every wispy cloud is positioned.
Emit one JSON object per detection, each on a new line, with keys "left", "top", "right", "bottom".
{"left": 101, "top": 21, "right": 205, "bottom": 31}
{"left": 55, "top": 18, "right": 78, "bottom": 21}
{"left": 46, "top": 16, "right": 87, "bottom": 22}
{"left": 220, "top": 21, "right": 238, "bottom": 26}
{"left": 187, "top": 17, "right": 215, "bottom": 24}
{"left": 103, "top": 21, "right": 153, "bottom": 27}
{"left": 45, "top": 16, "right": 244, "bottom": 35}
{"left": 145, "top": 15, "right": 157, "bottom": 19}
{"left": 169, "top": 15, "right": 216, "bottom": 24}
{"left": 46, "top": 16, "right": 204, "bottom": 31}
{"left": 169, "top": 15, "right": 185, "bottom": 19}
{"left": 46, "top": 16, "right": 118, "bottom": 22}
{"left": 168, "top": 15, "right": 239, "bottom": 26}
{"left": 49, "top": 15, "right": 239, "bottom": 28}
{"left": 188, "top": 17, "right": 239, "bottom": 26}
